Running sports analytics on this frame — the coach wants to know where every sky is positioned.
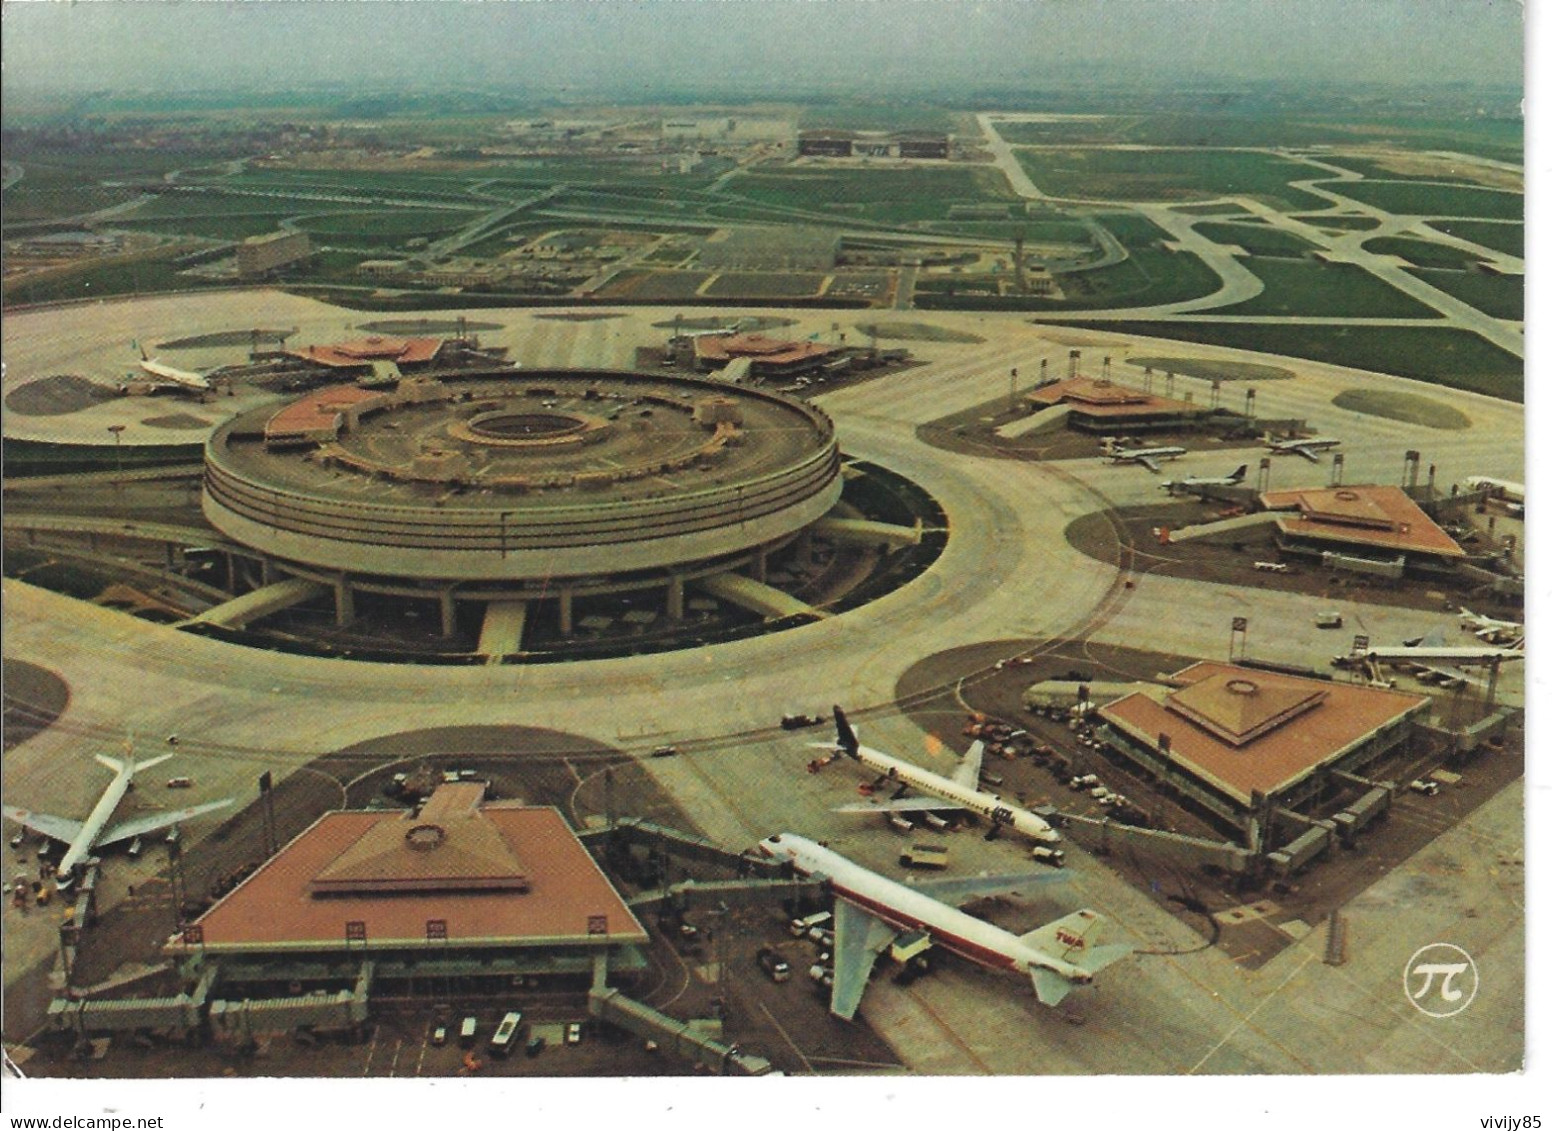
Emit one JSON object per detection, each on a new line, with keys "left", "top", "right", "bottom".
{"left": 0, "top": 0, "right": 1526, "bottom": 99}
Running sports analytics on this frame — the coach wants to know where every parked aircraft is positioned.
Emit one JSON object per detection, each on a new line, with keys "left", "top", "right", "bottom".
{"left": 1463, "top": 477, "right": 1524, "bottom": 505}
{"left": 756, "top": 833, "right": 1130, "bottom": 1018}
{"left": 1160, "top": 464, "right": 1248, "bottom": 496}
{"left": 126, "top": 341, "right": 212, "bottom": 393}
{"left": 1099, "top": 442, "right": 1187, "bottom": 473}
{"left": 1264, "top": 436, "right": 1341, "bottom": 462}
{"left": 3, "top": 748, "right": 232, "bottom": 888}
{"left": 809, "top": 707, "right": 1060, "bottom": 844}
{"left": 1457, "top": 608, "right": 1524, "bottom": 647}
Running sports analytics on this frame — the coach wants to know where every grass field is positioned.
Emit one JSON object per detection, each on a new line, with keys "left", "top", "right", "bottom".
{"left": 725, "top": 166, "right": 1018, "bottom": 226}
{"left": 1304, "top": 215, "right": 1383, "bottom": 231}
{"left": 1331, "top": 388, "right": 1473, "bottom": 429}
{"left": 2, "top": 245, "right": 206, "bottom": 305}
{"left": 1424, "top": 220, "right": 1523, "bottom": 259}
{"left": 1317, "top": 156, "right": 1488, "bottom": 185}
{"left": 1322, "top": 180, "right": 1522, "bottom": 220}
{"left": 1011, "top": 148, "right": 1328, "bottom": 210}
{"left": 1063, "top": 321, "right": 1522, "bottom": 401}
{"left": 290, "top": 209, "right": 474, "bottom": 246}
{"left": 1407, "top": 268, "right": 1523, "bottom": 321}
{"left": 112, "top": 215, "right": 300, "bottom": 241}
{"left": 796, "top": 104, "right": 958, "bottom": 133}
{"left": 1220, "top": 259, "right": 1438, "bottom": 318}
{"left": 1360, "top": 236, "right": 1484, "bottom": 270}
{"left": 1125, "top": 356, "right": 1296, "bottom": 382}
{"left": 1194, "top": 222, "right": 1318, "bottom": 258}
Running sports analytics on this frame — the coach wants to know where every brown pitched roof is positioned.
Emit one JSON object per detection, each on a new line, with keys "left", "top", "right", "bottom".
{"left": 1259, "top": 485, "right": 1466, "bottom": 558}
{"left": 1025, "top": 377, "right": 1205, "bottom": 417}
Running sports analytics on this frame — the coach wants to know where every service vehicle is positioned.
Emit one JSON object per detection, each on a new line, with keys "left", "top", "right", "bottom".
{"left": 1315, "top": 612, "right": 1344, "bottom": 629}
{"left": 525, "top": 1035, "right": 546, "bottom": 1058}
{"left": 565, "top": 1023, "right": 583, "bottom": 1045}
{"left": 756, "top": 946, "right": 792, "bottom": 983}
{"left": 489, "top": 1010, "right": 523, "bottom": 1057}
{"left": 650, "top": 745, "right": 679, "bottom": 758}
{"left": 1029, "top": 845, "right": 1066, "bottom": 867}
{"left": 1409, "top": 779, "right": 1442, "bottom": 796}
{"left": 789, "top": 910, "right": 832, "bottom": 937}
{"left": 899, "top": 842, "right": 950, "bottom": 870}
{"left": 431, "top": 1025, "right": 447, "bottom": 1047}
{"left": 459, "top": 1016, "right": 479, "bottom": 1048}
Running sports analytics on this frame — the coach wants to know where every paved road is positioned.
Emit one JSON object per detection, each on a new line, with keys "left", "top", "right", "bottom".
{"left": 0, "top": 294, "right": 1524, "bottom": 1076}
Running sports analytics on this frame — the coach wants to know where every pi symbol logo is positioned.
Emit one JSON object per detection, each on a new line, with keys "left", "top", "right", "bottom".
{"left": 1404, "top": 943, "right": 1478, "bottom": 1017}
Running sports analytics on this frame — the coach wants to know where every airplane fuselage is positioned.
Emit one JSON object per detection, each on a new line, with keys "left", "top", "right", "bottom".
{"left": 57, "top": 768, "right": 133, "bottom": 876}
{"left": 852, "top": 744, "right": 1061, "bottom": 843}
{"left": 761, "top": 834, "right": 1090, "bottom": 986}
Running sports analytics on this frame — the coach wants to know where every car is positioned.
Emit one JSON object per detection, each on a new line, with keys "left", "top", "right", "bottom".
{"left": 165, "top": 777, "right": 193, "bottom": 789}
{"left": 1315, "top": 612, "right": 1344, "bottom": 629}
{"left": 650, "top": 744, "right": 679, "bottom": 758}
{"left": 1409, "top": 779, "right": 1442, "bottom": 796}
{"left": 525, "top": 1035, "right": 546, "bottom": 1058}
{"left": 565, "top": 1022, "right": 583, "bottom": 1045}
{"left": 431, "top": 1025, "right": 447, "bottom": 1047}
{"left": 756, "top": 946, "right": 792, "bottom": 983}
{"left": 780, "top": 713, "right": 824, "bottom": 730}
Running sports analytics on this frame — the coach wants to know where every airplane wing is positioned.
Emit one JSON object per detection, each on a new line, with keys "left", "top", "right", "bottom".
{"left": 903, "top": 870, "right": 1067, "bottom": 905}
{"left": 828, "top": 899, "right": 900, "bottom": 1021}
{"left": 97, "top": 798, "right": 233, "bottom": 847}
{"left": 950, "top": 740, "right": 985, "bottom": 790}
{"left": 1138, "top": 456, "right": 1161, "bottom": 473}
{"left": 833, "top": 796, "right": 965, "bottom": 814}
{"left": 1291, "top": 445, "right": 1321, "bottom": 462}
{"left": 2, "top": 805, "right": 84, "bottom": 845}
{"left": 1418, "top": 664, "right": 1486, "bottom": 690}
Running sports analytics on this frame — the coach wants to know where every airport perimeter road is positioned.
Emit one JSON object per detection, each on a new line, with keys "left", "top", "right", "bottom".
{"left": 2, "top": 296, "right": 1524, "bottom": 1072}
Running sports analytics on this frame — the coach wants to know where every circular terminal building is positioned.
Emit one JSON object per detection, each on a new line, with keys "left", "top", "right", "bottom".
{"left": 202, "top": 368, "right": 847, "bottom": 645}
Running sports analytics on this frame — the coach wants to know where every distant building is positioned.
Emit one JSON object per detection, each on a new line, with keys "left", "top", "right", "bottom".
{"left": 692, "top": 332, "right": 843, "bottom": 378}
{"left": 797, "top": 129, "right": 950, "bottom": 159}
{"left": 236, "top": 230, "right": 312, "bottom": 280}
{"left": 1024, "top": 376, "right": 1213, "bottom": 434}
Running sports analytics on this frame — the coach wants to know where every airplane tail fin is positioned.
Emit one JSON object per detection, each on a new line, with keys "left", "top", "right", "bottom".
{"left": 1230, "top": 464, "right": 1248, "bottom": 482}
{"left": 1030, "top": 968, "right": 1075, "bottom": 1007}
{"left": 95, "top": 754, "right": 125, "bottom": 774}
{"left": 831, "top": 705, "right": 861, "bottom": 760}
{"left": 135, "top": 753, "right": 176, "bottom": 773}
{"left": 95, "top": 751, "right": 174, "bottom": 776}
{"left": 1021, "top": 908, "right": 1124, "bottom": 965}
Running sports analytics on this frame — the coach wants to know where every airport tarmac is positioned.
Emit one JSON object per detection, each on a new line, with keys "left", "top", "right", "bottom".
{"left": 1, "top": 292, "right": 1524, "bottom": 1073}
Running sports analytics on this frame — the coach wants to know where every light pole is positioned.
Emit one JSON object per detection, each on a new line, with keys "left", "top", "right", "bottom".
{"left": 107, "top": 424, "right": 126, "bottom": 515}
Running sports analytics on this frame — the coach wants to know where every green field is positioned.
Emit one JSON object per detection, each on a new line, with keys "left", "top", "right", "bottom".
{"left": 111, "top": 215, "right": 296, "bottom": 241}
{"left": 1317, "top": 156, "right": 1490, "bottom": 185}
{"left": 1194, "top": 222, "right": 1318, "bottom": 258}
{"left": 1062, "top": 321, "right": 1522, "bottom": 401}
{"left": 2, "top": 246, "right": 206, "bottom": 305}
{"left": 1361, "top": 236, "right": 1484, "bottom": 270}
{"left": 1126, "top": 356, "right": 1296, "bottom": 382}
{"left": 1425, "top": 220, "right": 1523, "bottom": 258}
{"left": 1220, "top": 259, "right": 1438, "bottom": 318}
{"left": 1331, "top": 389, "right": 1472, "bottom": 429}
{"left": 1304, "top": 215, "right": 1383, "bottom": 232}
{"left": 1323, "top": 180, "right": 1522, "bottom": 220}
{"left": 290, "top": 209, "right": 474, "bottom": 245}
{"left": 1011, "top": 148, "right": 1329, "bottom": 210}
{"left": 796, "top": 104, "right": 958, "bottom": 133}
{"left": 725, "top": 167, "right": 1018, "bottom": 226}
{"left": 1407, "top": 268, "right": 1523, "bottom": 321}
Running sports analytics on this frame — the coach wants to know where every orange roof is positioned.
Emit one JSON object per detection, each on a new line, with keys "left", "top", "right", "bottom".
{"left": 1099, "top": 662, "right": 1429, "bottom": 804}
{"left": 284, "top": 336, "right": 445, "bottom": 368}
{"left": 179, "top": 798, "right": 646, "bottom": 952}
{"left": 1259, "top": 485, "right": 1466, "bottom": 558}
{"left": 1025, "top": 377, "right": 1205, "bottom": 417}
{"left": 694, "top": 333, "right": 840, "bottom": 367}
{"left": 264, "top": 384, "right": 382, "bottom": 441}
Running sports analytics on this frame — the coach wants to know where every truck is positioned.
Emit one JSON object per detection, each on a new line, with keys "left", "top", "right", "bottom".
{"left": 459, "top": 1016, "right": 479, "bottom": 1048}
{"left": 790, "top": 910, "right": 832, "bottom": 938}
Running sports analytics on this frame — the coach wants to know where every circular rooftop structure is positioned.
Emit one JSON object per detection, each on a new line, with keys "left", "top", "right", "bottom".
{"left": 203, "top": 368, "right": 842, "bottom": 584}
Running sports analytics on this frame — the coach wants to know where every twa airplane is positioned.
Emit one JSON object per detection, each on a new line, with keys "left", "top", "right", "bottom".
{"left": 757, "top": 833, "right": 1131, "bottom": 1018}
{"left": 1161, "top": 464, "right": 1248, "bottom": 496}
{"left": 4, "top": 747, "right": 232, "bottom": 888}
{"left": 1264, "top": 435, "right": 1341, "bottom": 462}
{"left": 809, "top": 707, "right": 1061, "bottom": 844}
{"left": 1099, "top": 441, "right": 1186, "bottom": 473}
{"left": 127, "top": 341, "right": 212, "bottom": 393}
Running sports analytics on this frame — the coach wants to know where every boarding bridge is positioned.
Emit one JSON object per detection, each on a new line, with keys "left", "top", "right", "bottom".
{"left": 588, "top": 987, "right": 774, "bottom": 1075}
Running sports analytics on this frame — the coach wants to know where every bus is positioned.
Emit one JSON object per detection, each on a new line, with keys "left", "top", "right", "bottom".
{"left": 489, "top": 1011, "right": 523, "bottom": 1057}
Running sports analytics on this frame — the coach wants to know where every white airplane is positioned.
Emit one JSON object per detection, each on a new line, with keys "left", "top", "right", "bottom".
{"left": 1264, "top": 436, "right": 1341, "bottom": 462}
{"left": 1463, "top": 477, "right": 1524, "bottom": 505}
{"left": 1161, "top": 464, "right": 1248, "bottom": 496}
{"left": 128, "top": 341, "right": 211, "bottom": 392}
{"left": 756, "top": 833, "right": 1131, "bottom": 1018}
{"left": 3, "top": 748, "right": 232, "bottom": 888}
{"left": 1457, "top": 608, "right": 1524, "bottom": 647}
{"left": 810, "top": 707, "right": 1061, "bottom": 844}
{"left": 1098, "top": 444, "right": 1187, "bottom": 473}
